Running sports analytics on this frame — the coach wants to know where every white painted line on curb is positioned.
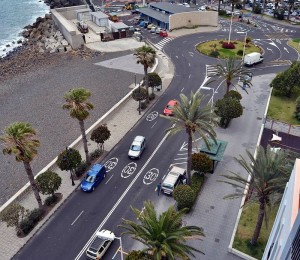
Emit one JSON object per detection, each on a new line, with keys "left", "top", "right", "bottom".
{"left": 74, "top": 131, "right": 170, "bottom": 260}
{"left": 105, "top": 175, "right": 114, "bottom": 184}
{"left": 71, "top": 210, "right": 84, "bottom": 226}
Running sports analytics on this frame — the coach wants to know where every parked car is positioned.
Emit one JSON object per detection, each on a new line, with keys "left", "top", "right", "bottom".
{"left": 80, "top": 164, "right": 106, "bottom": 192}
{"left": 159, "top": 30, "right": 168, "bottom": 37}
{"left": 134, "top": 27, "right": 141, "bottom": 32}
{"left": 86, "top": 229, "right": 115, "bottom": 259}
{"left": 163, "top": 99, "right": 178, "bottom": 116}
{"left": 147, "top": 23, "right": 155, "bottom": 30}
{"left": 155, "top": 27, "right": 162, "bottom": 34}
{"left": 244, "top": 52, "right": 264, "bottom": 66}
{"left": 128, "top": 136, "right": 146, "bottom": 159}
{"left": 150, "top": 26, "right": 157, "bottom": 33}
{"left": 183, "top": 2, "right": 190, "bottom": 7}
{"left": 198, "top": 5, "right": 207, "bottom": 11}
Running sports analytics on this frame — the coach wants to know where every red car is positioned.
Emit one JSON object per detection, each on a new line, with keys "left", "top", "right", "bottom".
{"left": 163, "top": 100, "right": 178, "bottom": 116}
{"left": 159, "top": 30, "right": 168, "bottom": 37}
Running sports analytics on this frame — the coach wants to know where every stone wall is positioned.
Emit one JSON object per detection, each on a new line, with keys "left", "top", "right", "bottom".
{"left": 51, "top": 6, "right": 85, "bottom": 49}
{"left": 169, "top": 11, "right": 218, "bottom": 31}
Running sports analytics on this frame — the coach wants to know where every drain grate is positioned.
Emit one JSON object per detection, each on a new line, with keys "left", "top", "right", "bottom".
{"left": 215, "top": 238, "right": 220, "bottom": 243}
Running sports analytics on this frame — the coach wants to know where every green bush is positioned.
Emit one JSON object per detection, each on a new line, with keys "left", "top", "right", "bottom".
{"left": 90, "top": 149, "right": 102, "bottom": 161}
{"left": 237, "top": 50, "right": 244, "bottom": 56}
{"left": 19, "top": 218, "right": 34, "bottom": 235}
{"left": 190, "top": 172, "right": 205, "bottom": 195}
{"left": 210, "top": 50, "right": 220, "bottom": 57}
{"left": 224, "top": 90, "right": 242, "bottom": 101}
{"left": 75, "top": 161, "right": 88, "bottom": 177}
{"left": 125, "top": 250, "right": 152, "bottom": 260}
{"left": 191, "top": 152, "right": 213, "bottom": 173}
{"left": 20, "top": 208, "right": 44, "bottom": 235}
{"left": 140, "top": 101, "right": 147, "bottom": 109}
{"left": 149, "top": 93, "right": 156, "bottom": 100}
{"left": 173, "top": 185, "right": 195, "bottom": 211}
{"left": 45, "top": 195, "right": 58, "bottom": 206}
{"left": 218, "top": 9, "right": 227, "bottom": 16}
{"left": 295, "top": 96, "right": 300, "bottom": 120}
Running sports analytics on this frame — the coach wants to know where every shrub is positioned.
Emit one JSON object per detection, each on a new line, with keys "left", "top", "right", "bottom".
{"left": 149, "top": 93, "right": 156, "bottom": 100}
{"left": 132, "top": 87, "right": 147, "bottom": 101}
{"left": 219, "top": 40, "right": 224, "bottom": 44}
{"left": 190, "top": 172, "right": 205, "bottom": 195}
{"left": 36, "top": 170, "right": 62, "bottom": 197}
{"left": 28, "top": 208, "right": 44, "bottom": 225}
{"left": 246, "top": 37, "right": 252, "bottom": 44}
{"left": 75, "top": 161, "right": 88, "bottom": 177}
{"left": 125, "top": 250, "right": 152, "bottom": 260}
{"left": 222, "top": 42, "right": 235, "bottom": 49}
{"left": 19, "top": 218, "right": 34, "bottom": 235}
{"left": 90, "top": 124, "right": 111, "bottom": 150}
{"left": 218, "top": 9, "right": 227, "bottom": 16}
{"left": 45, "top": 195, "right": 58, "bottom": 206}
{"left": 237, "top": 50, "right": 244, "bottom": 56}
{"left": 173, "top": 185, "right": 195, "bottom": 211}
{"left": 90, "top": 149, "right": 102, "bottom": 161}
{"left": 224, "top": 90, "right": 242, "bottom": 101}
{"left": 191, "top": 152, "right": 213, "bottom": 173}
{"left": 210, "top": 50, "right": 220, "bottom": 57}
{"left": 140, "top": 101, "right": 147, "bottom": 109}
{"left": 295, "top": 96, "right": 300, "bottom": 120}
{"left": 56, "top": 148, "right": 82, "bottom": 172}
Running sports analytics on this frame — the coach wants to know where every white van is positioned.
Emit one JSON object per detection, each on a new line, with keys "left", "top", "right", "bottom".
{"left": 161, "top": 166, "right": 186, "bottom": 195}
{"left": 244, "top": 52, "right": 264, "bottom": 66}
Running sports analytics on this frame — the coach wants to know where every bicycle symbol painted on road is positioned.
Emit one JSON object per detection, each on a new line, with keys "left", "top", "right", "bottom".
{"left": 146, "top": 111, "right": 159, "bottom": 122}
{"left": 143, "top": 168, "right": 159, "bottom": 185}
{"left": 104, "top": 157, "right": 118, "bottom": 172}
{"left": 121, "top": 162, "right": 137, "bottom": 178}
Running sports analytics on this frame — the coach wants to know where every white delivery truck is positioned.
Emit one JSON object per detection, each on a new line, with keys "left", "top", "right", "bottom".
{"left": 161, "top": 166, "right": 186, "bottom": 195}
{"left": 244, "top": 52, "right": 264, "bottom": 66}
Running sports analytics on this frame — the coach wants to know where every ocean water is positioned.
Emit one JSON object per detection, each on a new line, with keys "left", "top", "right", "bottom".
{"left": 0, "top": 0, "right": 50, "bottom": 57}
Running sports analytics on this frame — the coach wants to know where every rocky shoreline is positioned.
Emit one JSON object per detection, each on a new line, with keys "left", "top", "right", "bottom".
{"left": 0, "top": 0, "right": 100, "bottom": 81}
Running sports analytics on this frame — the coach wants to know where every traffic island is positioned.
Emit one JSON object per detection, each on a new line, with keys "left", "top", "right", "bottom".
{"left": 196, "top": 39, "right": 261, "bottom": 59}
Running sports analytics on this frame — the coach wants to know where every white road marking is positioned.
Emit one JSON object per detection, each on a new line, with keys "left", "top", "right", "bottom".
{"left": 71, "top": 211, "right": 84, "bottom": 226}
{"left": 74, "top": 131, "right": 171, "bottom": 260}
{"left": 174, "top": 157, "right": 187, "bottom": 161}
{"left": 181, "top": 87, "right": 184, "bottom": 92}
{"left": 267, "top": 47, "right": 273, "bottom": 53}
{"left": 188, "top": 63, "right": 191, "bottom": 67}
{"left": 176, "top": 55, "right": 178, "bottom": 59}
{"left": 151, "top": 121, "right": 157, "bottom": 128}
{"left": 105, "top": 175, "right": 113, "bottom": 184}
{"left": 284, "top": 47, "right": 289, "bottom": 53}
{"left": 189, "top": 74, "right": 191, "bottom": 79}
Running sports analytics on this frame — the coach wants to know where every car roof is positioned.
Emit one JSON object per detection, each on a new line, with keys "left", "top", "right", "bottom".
{"left": 167, "top": 99, "right": 178, "bottom": 105}
{"left": 87, "top": 164, "right": 104, "bottom": 176}
{"left": 134, "top": 135, "right": 145, "bottom": 142}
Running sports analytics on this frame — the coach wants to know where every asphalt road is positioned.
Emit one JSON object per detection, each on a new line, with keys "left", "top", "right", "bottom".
{"left": 12, "top": 18, "right": 300, "bottom": 260}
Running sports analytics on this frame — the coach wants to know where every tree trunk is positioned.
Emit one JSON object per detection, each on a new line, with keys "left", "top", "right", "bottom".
{"left": 218, "top": 0, "right": 221, "bottom": 12}
{"left": 251, "top": 200, "right": 265, "bottom": 245}
{"left": 79, "top": 120, "right": 90, "bottom": 165}
{"left": 186, "top": 131, "right": 193, "bottom": 185}
{"left": 23, "top": 161, "right": 43, "bottom": 209}
{"left": 231, "top": 3, "right": 234, "bottom": 12}
{"left": 226, "top": 81, "right": 231, "bottom": 94}
{"left": 144, "top": 66, "right": 149, "bottom": 100}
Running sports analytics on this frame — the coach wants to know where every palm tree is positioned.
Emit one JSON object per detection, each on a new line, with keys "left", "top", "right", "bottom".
{"left": 119, "top": 200, "right": 205, "bottom": 259}
{"left": 63, "top": 88, "right": 94, "bottom": 165}
{"left": 0, "top": 122, "right": 43, "bottom": 209}
{"left": 161, "top": 92, "right": 218, "bottom": 185}
{"left": 134, "top": 46, "right": 156, "bottom": 99}
{"left": 208, "top": 57, "right": 253, "bottom": 95}
{"left": 219, "top": 145, "right": 290, "bottom": 245}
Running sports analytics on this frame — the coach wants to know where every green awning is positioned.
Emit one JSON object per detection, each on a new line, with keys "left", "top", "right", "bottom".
{"left": 200, "top": 139, "right": 228, "bottom": 162}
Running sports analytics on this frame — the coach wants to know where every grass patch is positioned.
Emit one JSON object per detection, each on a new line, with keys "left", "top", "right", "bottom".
{"left": 196, "top": 40, "right": 261, "bottom": 59}
{"left": 267, "top": 89, "right": 300, "bottom": 125}
{"left": 233, "top": 203, "right": 279, "bottom": 259}
{"left": 288, "top": 38, "right": 300, "bottom": 53}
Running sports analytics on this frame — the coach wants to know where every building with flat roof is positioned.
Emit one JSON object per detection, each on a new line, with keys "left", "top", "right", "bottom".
{"left": 137, "top": 2, "right": 218, "bottom": 30}
{"left": 262, "top": 159, "right": 300, "bottom": 260}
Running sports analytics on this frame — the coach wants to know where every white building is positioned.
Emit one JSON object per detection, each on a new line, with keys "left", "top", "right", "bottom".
{"left": 262, "top": 159, "right": 300, "bottom": 260}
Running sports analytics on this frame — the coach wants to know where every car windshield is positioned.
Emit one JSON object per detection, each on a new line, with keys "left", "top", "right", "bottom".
{"left": 85, "top": 175, "right": 95, "bottom": 183}
{"left": 162, "top": 183, "right": 173, "bottom": 189}
{"left": 166, "top": 104, "right": 174, "bottom": 110}
{"left": 131, "top": 145, "right": 141, "bottom": 151}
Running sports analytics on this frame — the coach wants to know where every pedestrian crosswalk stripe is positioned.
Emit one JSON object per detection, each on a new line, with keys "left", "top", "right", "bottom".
{"left": 153, "top": 37, "right": 174, "bottom": 50}
{"left": 206, "top": 65, "right": 220, "bottom": 77}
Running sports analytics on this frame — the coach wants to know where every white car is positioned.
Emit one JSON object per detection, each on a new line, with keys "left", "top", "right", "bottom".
{"left": 128, "top": 136, "right": 146, "bottom": 159}
{"left": 155, "top": 27, "right": 162, "bottom": 34}
{"left": 183, "top": 2, "right": 190, "bottom": 7}
{"left": 150, "top": 26, "right": 157, "bottom": 33}
{"left": 198, "top": 5, "right": 207, "bottom": 11}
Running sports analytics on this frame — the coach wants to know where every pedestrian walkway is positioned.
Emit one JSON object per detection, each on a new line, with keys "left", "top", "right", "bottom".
{"left": 152, "top": 37, "right": 174, "bottom": 50}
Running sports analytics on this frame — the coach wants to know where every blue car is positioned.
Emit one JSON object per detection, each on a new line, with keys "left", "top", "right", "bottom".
{"left": 80, "top": 164, "right": 106, "bottom": 192}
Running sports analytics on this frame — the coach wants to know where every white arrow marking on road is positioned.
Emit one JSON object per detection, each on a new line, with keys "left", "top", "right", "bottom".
{"left": 176, "top": 55, "right": 178, "bottom": 59}
{"left": 276, "top": 39, "right": 281, "bottom": 44}
{"left": 180, "top": 141, "right": 188, "bottom": 151}
{"left": 267, "top": 48, "right": 273, "bottom": 53}
{"left": 269, "top": 42, "right": 278, "bottom": 47}
{"left": 284, "top": 47, "right": 289, "bottom": 53}
{"left": 74, "top": 130, "right": 171, "bottom": 260}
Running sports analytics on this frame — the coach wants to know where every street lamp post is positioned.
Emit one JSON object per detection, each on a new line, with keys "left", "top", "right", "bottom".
{"left": 138, "top": 83, "right": 141, "bottom": 115}
{"left": 228, "top": 11, "right": 234, "bottom": 44}
{"left": 237, "top": 30, "right": 248, "bottom": 64}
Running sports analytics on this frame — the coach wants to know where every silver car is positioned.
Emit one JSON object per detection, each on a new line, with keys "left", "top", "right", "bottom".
{"left": 128, "top": 136, "right": 146, "bottom": 159}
